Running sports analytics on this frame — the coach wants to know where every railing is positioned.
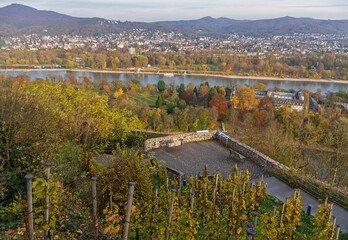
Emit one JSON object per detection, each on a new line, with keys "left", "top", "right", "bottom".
{"left": 267, "top": 162, "right": 348, "bottom": 210}
{"left": 216, "top": 131, "right": 348, "bottom": 210}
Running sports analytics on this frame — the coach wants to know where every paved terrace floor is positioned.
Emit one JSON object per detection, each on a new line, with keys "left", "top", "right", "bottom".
{"left": 154, "top": 140, "right": 348, "bottom": 233}
{"left": 154, "top": 140, "right": 263, "bottom": 180}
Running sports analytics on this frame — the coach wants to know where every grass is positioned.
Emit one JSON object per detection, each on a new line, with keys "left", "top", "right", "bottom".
{"left": 130, "top": 93, "right": 158, "bottom": 107}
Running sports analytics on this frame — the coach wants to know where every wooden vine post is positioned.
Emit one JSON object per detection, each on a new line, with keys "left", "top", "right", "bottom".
{"left": 165, "top": 189, "right": 176, "bottom": 240}
{"left": 44, "top": 163, "right": 51, "bottom": 240}
{"left": 246, "top": 228, "right": 256, "bottom": 240}
{"left": 109, "top": 193, "right": 113, "bottom": 212}
{"left": 123, "top": 182, "right": 136, "bottom": 240}
{"left": 190, "top": 192, "right": 195, "bottom": 217}
{"left": 91, "top": 177, "right": 98, "bottom": 239}
{"left": 25, "top": 174, "right": 34, "bottom": 240}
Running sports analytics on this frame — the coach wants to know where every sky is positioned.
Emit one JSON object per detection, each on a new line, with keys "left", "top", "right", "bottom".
{"left": 1, "top": 0, "right": 347, "bottom": 22}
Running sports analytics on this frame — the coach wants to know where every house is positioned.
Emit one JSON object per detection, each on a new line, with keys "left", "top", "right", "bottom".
{"left": 255, "top": 89, "right": 305, "bottom": 111}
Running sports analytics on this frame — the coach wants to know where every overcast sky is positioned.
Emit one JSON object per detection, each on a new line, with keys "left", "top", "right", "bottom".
{"left": 1, "top": 0, "right": 347, "bottom": 21}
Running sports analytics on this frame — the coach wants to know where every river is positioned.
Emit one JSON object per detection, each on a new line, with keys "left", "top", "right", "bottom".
{"left": 1, "top": 69, "right": 347, "bottom": 94}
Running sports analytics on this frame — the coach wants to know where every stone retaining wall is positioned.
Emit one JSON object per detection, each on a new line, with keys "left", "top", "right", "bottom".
{"left": 144, "top": 131, "right": 218, "bottom": 152}
{"left": 217, "top": 132, "right": 289, "bottom": 170}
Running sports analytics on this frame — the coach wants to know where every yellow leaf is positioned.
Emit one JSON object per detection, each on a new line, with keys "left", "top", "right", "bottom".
{"left": 104, "top": 226, "right": 111, "bottom": 234}
{"left": 236, "top": 227, "right": 242, "bottom": 235}
{"left": 77, "top": 229, "right": 83, "bottom": 234}
{"left": 108, "top": 214, "right": 117, "bottom": 221}
{"left": 131, "top": 205, "right": 136, "bottom": 214}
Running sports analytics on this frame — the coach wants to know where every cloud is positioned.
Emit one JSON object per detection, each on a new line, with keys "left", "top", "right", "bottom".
{"left": 292, "top": 4, "right": 348, "bottom": 8}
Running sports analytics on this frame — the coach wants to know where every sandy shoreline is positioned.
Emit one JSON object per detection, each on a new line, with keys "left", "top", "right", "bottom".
{"left": 1, "top": 68, "right": 348, "bottom": 85}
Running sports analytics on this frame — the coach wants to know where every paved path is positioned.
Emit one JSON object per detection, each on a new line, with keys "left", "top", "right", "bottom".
{"left": 154, "top": 140, "right": 263, "bottom": 180}
{"left": 264, "top": 177, "right": 348, "bottom": 233}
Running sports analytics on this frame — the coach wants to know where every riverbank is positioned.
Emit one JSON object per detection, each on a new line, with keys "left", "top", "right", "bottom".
{"left": 1, "top": 67, "right": 348, "bottom": 85}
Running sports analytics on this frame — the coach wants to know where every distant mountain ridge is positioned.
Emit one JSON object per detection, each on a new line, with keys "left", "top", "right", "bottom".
{"left": 0, "top": 4, "right": 347, "bottom": 36}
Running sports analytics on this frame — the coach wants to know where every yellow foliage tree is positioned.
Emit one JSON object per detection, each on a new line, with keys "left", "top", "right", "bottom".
{"left": 114, "top": 88, "right": 124, "bottom": 98}
{"left": 235, "top": 86, "right": 259, "bottom": 111}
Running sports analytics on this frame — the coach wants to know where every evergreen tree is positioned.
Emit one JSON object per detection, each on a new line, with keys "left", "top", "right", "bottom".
{"left": 178, "top": 83, "right": 185, "bottom": 95}
{"left": 156, "top": 93, "right": 165, "bottom": 107}
{"left": 157, "top": 80, "right": 166, "bottom": 92}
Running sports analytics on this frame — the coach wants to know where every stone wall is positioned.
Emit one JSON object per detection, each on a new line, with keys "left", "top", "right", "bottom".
{"left": 144, "top": 130, "right": 218, "bottom": 152}
{"left": 216, "top": 132, "right": 289, "bottom": 170}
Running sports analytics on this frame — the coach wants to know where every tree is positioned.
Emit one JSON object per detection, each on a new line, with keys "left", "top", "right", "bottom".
{"left": 156, "top": 94, "right": 165, "bottom": 108}
{"left": 208, "top": 87, "right": 218, "bottom": 103}
{"left": 157, "top": 80, "right": 166, "bottom": 92}
{"left": 235, "top": 86, "right": 259, "bottom": 111}
{"left": 258, "top": 96, "right": 274, "bottom": 111}
{"left": 198, "top": 85, "right": 209, "bottom": 107}
{"left": 81, "top": 76, "right": 92, "bottom": 86}
{"left": 252, "top": 83, "right": 267, "bottom": 90}
{"left": 178, "top": 83, "right": 185, "bottom": 95}
{"left": 180, "top": 84, "right": 194, "bottom": 105}
{"left": 209, "top": 94, "right": 228, "bottom": 118}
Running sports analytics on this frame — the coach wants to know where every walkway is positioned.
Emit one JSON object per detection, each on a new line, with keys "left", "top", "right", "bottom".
{"left": 154, "top": 140, "right": 263, "bottom": 180}
{"left": 264, "top": 177, "right": 348, "bottom": 233}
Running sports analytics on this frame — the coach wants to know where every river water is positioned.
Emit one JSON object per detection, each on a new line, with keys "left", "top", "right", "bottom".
{"left": 1, "top": 69, "right": 347, "bottom": 94}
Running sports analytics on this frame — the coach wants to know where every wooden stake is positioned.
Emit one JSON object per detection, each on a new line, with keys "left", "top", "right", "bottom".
{"left": 190, "top": 192, "right": 195, "bottom": 217}
{"left": 324, "top": 196, "right": 328, "bottom": 208}
{"left": 331, "top": 217, "right": 336, "bottom": 239}
{"left": 44, "top": 163, "right": 51, "bottom": 240}
{"left": 25, "top": 174, "right": 34, "bottom": 240}
{"left": 272, "top": 206, "right": 277, "bottom": 217}
{"left": 109, "top": 193, "right": 113, "bottom": 211}
{"left": 212, "top": 186, "right": 216, "bottom": 205}
{"left": 232, "top": 185, "right": 236, "bottom": 205}
{"left": 165, "top": 189, "right": 176, "bottom": 240}
{"left": 328, "top": 210, "right": 332, "bottom": 222}
{"left": 91, "top": 177, "right": 98, "bottom": 239}
{"left": 215, "top": 173, "right": 219, "bottom": 188}
{"left": 246, "top": 228, "right": 256, "bottom": 240}
{"left": 335, "top": 225, "right": 340, "bottom": 240}
{"left": 179, "top": 175, "right": 182, "bottom": 189}
{"left": 123, "top": 182, "right": 136, "bottom": 240}
{"left": 280, "top": 202, "right": 286, "bottom": 226}
{"left": 253, "top": 212, "right": 259, "bottom": 229}
{"left": 178, "top": 186, "right": 181, "bottom": 207}
{"left": 155, "top": 186, "right": 159, "bottom": 198}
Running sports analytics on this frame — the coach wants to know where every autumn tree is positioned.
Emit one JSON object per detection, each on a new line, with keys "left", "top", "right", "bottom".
{"left": 235, "top": 86, "right": 259, "bottom": 111}
{"left": 252, "top": 83, "right": 267, "bottom": 90}
{"left": 198, "top": 84, "right": 209, "bottom": 107}
{"left": 180, "top": 84, "right": 194, "bottom": 104}
{"left": 209, "top": 94, "right": 228, "bottom": 118}
{"left": 258, "top": 96, "right": 275, "bottom": 111}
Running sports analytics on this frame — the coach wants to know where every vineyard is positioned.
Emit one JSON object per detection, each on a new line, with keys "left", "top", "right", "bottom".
{"left": 1, "top": 160, "right": 344, "bottom": 240}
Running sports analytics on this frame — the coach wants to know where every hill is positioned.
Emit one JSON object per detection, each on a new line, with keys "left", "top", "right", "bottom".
{"left": 0, "top": 4, "right": 347, "bottom": 36}
{"left": 226, "top": 16, "right": 348, "bottom": 35}
{"left": 0, "top": 4, "right": 162, "bottom": 36}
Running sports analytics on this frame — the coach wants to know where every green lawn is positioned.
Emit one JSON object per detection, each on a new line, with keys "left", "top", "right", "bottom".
{"left": 131, "top": 93, "right": 158, "bottom": 107}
